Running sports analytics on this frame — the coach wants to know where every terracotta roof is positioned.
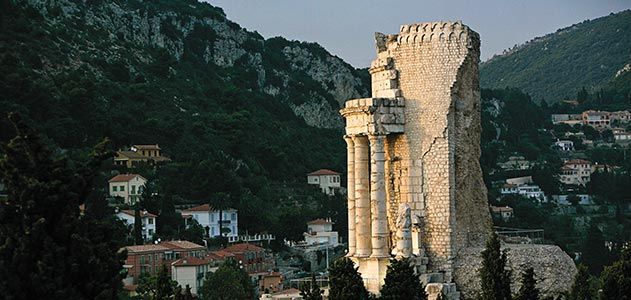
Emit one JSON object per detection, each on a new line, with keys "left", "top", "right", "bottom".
{"left": 208, "top": 250, "right": 236, "bottom": 259}
{"left": 171, "top": 256, "right": 211, "bottom": 267}
{"left": 109, "top": 173, "right": 146, "bottom": 183}
{"left": 307, "top": 169, "right": 340, "bottom": 176}
{"left": 161, "top": 240, "right": 205, "bottom": 250}
{"left": 272, "top": 288, "right": 301, "bottom": 296}
{"left": 565, "top": 159, "right": 591, "bottom": 165}
{"left": 182, "top": 204, "right": 236, "bottom": 213}
{"left": 124, "top": 244, "right": 169, "bottom": 253}
{"left": 308, "top": 218, "right": 333, "bottom": 225}
{"left": 223, "top": 243, "right": 264, "bottom": 253}
{"left": 123, "top": 284, "right": 138, "bottom": 292}
{"left": 119, "top": 210, "right": 157, "bottom": 218}
{"left": 115, "top": 150, "right": 146, "bottom": 160}
{"left": 490, "top": 206, "right": 513, "bottom": 213}
{"left": 133, "top": 144, "right": 161, "bottom": 150}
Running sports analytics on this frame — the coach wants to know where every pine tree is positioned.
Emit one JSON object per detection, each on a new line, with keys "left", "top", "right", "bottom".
{"left": 199, "top": 260, "right": 254, "bottom": 300}
{"left": 0, "top": 113, "right": 126, "bottom": 299}
{"left": 379, "top": 258, "right": 427, "bottom": 300}
{"left": 600, "top": 246, "right": 631, "bottom": 299}
{"left": 580, "top": 222, "right": 610, "bottom": 275}
{"left": 568, "top": 265, "right": 592, "bottom": 300}
{"left": 300, "top": 273, "right": 324, "bottom": 300}
{"left": 479, "top": 232, "right": 512, "bottom": 300}
{"left": 136, "top": 265, "right": 178, "bottom": 299}
{"left": 328, "top": 257, "right": 369, "bottom": 300}
{"left": 515, "top": 267, "right": 539, "bottom": 300}
{"left": 134, "top": 204, "right": 144, "bottom": 245}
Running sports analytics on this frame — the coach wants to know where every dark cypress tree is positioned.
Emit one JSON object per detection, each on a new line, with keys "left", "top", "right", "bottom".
{"left": 328, "top": 257, "right": 369, "bottom": 300}
{"left": 300, "top": 273, "right": 324, "bottom": 300}
{"left": 580, "top": 222, "right": 610, "bottom": 275}
{"left": 600, "top": 246, "right": 631, "bottom": 300}
{"left": 133, "top": 204, "right": 144, "bottom": 245}
{"left": 0, "top": 113, "right": 126, "bottom": 299}
{"left": 479, "top": 232, "right": 512, "bottom": 300}
{"left": 515, "top": 267, "right": 539, "bottom": 300}
{"left": 379, "top": 258, "right": 427, "bottom": 300}
{"left": 568, "top": 265, "right": 592, "bottom": 300}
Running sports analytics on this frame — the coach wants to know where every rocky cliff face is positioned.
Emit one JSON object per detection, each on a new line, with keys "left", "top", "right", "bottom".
{"left": 20, "top": 0, "right": 369, "bottom": 128}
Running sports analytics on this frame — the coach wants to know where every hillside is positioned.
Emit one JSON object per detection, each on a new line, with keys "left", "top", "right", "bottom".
{"left": 480, "top": 10, "right": 631, "bottom": 102}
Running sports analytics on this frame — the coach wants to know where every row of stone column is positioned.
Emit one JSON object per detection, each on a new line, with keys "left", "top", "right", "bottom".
{"left": 344, "top": 134, "right": 389, "bottom": 258}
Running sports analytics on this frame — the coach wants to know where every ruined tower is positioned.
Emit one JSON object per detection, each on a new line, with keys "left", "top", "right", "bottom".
{"left": 340, "top": 21, "right": 492, "bottom": 298}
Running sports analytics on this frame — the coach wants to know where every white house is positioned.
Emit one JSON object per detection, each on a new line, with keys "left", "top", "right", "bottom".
{"left": 171, "top": 256, "right": 213, "bottom": 295}
{"left": 490, "top": 206, "right": 514, "bottom": 221}
{"left": 108, "top": 174, "right": 147, "bottom": 205}
{"left": 498, "top": 156, "right": 533, "bottom": 171}
{"left": 303, "top": 218, "right": 338, "bottom": 247}
{"left": 500, "top": 176, "right": 547, "bottom": 202}
{"left": 116, "top": 209, "right": 157, "bottom": 241}
{"left": 181, "top": 204, "right": 238, "bottom": 238}
{"left": 552, "top": 194, "right": 593, "bottom": 205}
{"left": 554, "top": 140, "right": 574, "bottom": 151}
{"left": 307, "top": 169, "right": 341, "bottom": 196}
{"left": 559, "top": 159, "right": 592, "bottom": 186}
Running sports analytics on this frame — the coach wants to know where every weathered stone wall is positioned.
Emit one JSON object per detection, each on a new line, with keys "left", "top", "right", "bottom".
{"left": 382, "top": 22, "right": 492, "bottom": 275}
{"left": 453, "top": 244, "right": 577, "bottom": 299}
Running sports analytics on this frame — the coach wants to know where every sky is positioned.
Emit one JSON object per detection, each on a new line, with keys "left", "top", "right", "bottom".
{"left": 206, "top": 0, "right": 631, "bottom": 68}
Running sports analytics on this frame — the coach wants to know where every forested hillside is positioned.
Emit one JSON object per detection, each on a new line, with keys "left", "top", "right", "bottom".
{"left": 480, "top": 10, "right": 631, "bottom": 103}
{"left": 0, "top": 0, "right": 368, "bottom": 239}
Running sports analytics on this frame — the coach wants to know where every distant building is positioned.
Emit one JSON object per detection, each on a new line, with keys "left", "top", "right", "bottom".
{"left": 258, "top": 272, "right": 283, "bottom": 294}
{"left": 500, "top": 176, "right": 547, "bottom": 202}
{"left": 307, "top": 169, "right": 341, "bottom": 196}
{"left": 116, "top": 209, "right": 157, "bottom": 241}
{"left": 171, "top": 256, "right": 213, "bottom": 295}
{"left": 506, "top": 176, "right": 534, "bottom": 186}
{"left": 559, "top": 159, "right": 592, "bottom": 186}
{"left": 551, "top": 114, "right": 582, "bottom": 126}
{"left": 223, "top": 243, "right": 273, "bottom": 274}
{"left": 498, "top": 156, "right": 532, "bottom": 171}
{"left": 114, "top": 144, "right": 171, "bottom": 168}
{"left": 582, "top": 110, "right": 611, "bottom": 129}
{"left": 303, "top": 218, "right": 339, "bottom": 247}
{"left": 490, "top": 206, "right": 514, "bottom": 221}
{"left": 108, "top": 174, "right": 147, "bottom": 205}
{"left": 181, "top": 204, "right": 238, "bottom": 238}
{"left": 554, "top": 140, "right": 574, "bottom": 151}
{"left": 613, "top": 130, "right": 631, "bottom": 144}
{"left": 552, "top": 194, "right": 593, "bottom": 205}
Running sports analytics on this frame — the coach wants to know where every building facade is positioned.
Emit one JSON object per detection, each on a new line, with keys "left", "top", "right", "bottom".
{"left": 303, "top": 218, "right": 339, "bottom": 247}
{"left": 559, "top": 159, "right": 592, "bottom": 186}
{"left": 109, "top": 174, "right": 147, "bottom": 205}
{"left": 116, "top": 209, "right": 157, "bottom": 241}
{"left": 339, "top": 21, "right": 491, "bottom": 297}
{"left": 307, "top": 169, "right": 341, "bottom": 195}
{"left": 181, "top": 204, "right": 238, "bottom": 238}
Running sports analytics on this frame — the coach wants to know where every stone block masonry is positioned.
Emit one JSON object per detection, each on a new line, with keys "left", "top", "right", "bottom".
{"left": 341, "top": 21, "right": 492, "bottom": 298}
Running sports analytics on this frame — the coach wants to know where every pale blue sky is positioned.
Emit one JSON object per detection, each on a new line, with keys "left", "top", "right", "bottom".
{"left": 207, "top": 0, "right": 631, "bottom": 67}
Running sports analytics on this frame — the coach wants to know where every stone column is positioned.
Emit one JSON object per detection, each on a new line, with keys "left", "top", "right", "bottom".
{"left": 344, "top": 135, "right": 356, "bottom": 256}
{"left": 353, "top": 135, "right": 371, "bottom": 257}
{"left": 369, "top": 134, "right": 389, "bottom": 258}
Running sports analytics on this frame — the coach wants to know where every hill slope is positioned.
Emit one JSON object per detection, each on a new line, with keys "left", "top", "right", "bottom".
{"left": 480, "top": 10, "right": 631, "bottom": 102}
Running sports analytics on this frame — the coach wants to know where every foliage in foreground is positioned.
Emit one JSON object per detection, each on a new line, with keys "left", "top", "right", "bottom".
{"left": 478, "top": 232, "right": 512, "bottom": 300}
{"left": 379, "top": 258, "right": 427, "bottom": 300}
{"left": 328, "top": 257, "right": 369, "bottom": 300}
{"left": 199, "top": 260, "right": 254, "bottom": 300}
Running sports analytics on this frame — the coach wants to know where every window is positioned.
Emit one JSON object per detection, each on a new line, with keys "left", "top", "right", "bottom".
{"left": 112, "top": 186, "right": 117, "bottom": 192}
{"left": 131, "top": 185, "right": 136, "bottom": 194}
{"left": 210, "top": 213, "right": 214, "bottom": 222}
{"left": 120, "top": 185, "right": 125, "bottom": 192}
{"left": 231, "top": 213, "right": 236, "bottom": 221}
{"left": 149, "top": 218, "right": 154, "bottom": 225}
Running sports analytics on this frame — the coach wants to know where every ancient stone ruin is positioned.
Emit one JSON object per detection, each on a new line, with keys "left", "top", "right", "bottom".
{"left": 340, "top": 21, "right": 576, "bottom": 299}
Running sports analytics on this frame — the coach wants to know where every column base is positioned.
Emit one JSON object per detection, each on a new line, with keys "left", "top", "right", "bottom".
{"left": 350, "top": 256, "right": 391, "bottom": 295}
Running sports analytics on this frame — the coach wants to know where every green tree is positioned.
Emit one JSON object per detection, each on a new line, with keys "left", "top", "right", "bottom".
{"left": 600, "top": 246, "right": 631, "bottom": 300}
{"left": 379, "top": 258, "right": 427, "bottom": 300}
{"left": 515, "top": 267, "right": 539, "bottom": 300}
{"left": 328, "top": 257, "right": 369, "bottom": 300}
{"left": 479, "top": 232, "right": 512, "bottom": 300}
{"left": 300, "top": 273, "right": 323, "bottom": 300}
{"left": 580, "top": 223, "right": 610, "bottom": 275}
{"left": 0, "top": 113, "right": 126, "bottom": 299}
{"left": 134, "top": 204, "right": 144, "bottom": 245}
{"left": 199, "top": 260, "right": 254, "bottom": 300}
{"left": 136, "top": 265, "right": 178, "bottom": 300}
{"left": 568, "top": 265, "right": 592, "bottom": 300}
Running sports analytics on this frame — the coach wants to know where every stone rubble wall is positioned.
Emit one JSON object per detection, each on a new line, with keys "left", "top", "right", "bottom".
{"left": 453, "top": 244, "right": 578, "bottom": 300}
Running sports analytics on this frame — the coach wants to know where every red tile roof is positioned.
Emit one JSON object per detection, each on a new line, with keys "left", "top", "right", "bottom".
{"left": 171, "top": 256, "right": 211, "bottom": 267}
{"left": 124, "top": 244, "right": 169, "bottom": 253}
{"left": 161, "top": 240, "right": 205, "bottom": 250}
{"left": 116, "top": 151, "right": 146, "bottom": 160}
{"left": 307, "top": 169, "right": 340, "bottom": 176}
{"left": 308, "top": 218, "right": 333, "bottom": 225}
{"left": 565, "top": 159, "right": 591, "bottom": 165}
{"left": 109, "top": 173, "right": 146, "bottom": 183}
{"left": 182, "top": 203, "right": 214, "bottom": 212}
{"left": 133, "top": 144, "right": 161, "bottom": 150}
{"left": 120, "top": 210, "right": 157, "bottom": 218}
{"left": 208, "top": 250, "right": 236, "bottom": 259}
{"left": 223, "top": 243, "right": 264, "bottom": 253}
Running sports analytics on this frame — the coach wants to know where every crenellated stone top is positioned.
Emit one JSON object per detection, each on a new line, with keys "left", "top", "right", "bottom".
{"left": 374, "top": 20, "right": 480, "bottom": 53}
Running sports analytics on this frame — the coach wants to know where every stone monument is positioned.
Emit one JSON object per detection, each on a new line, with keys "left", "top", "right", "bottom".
{"left": 340, "top": 21, "right": 576, "bottom": 299}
